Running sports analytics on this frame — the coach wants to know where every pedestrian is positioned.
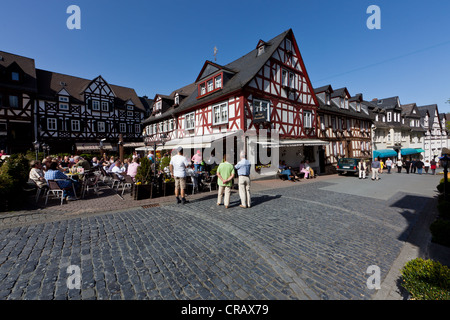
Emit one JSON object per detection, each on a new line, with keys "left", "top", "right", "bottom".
{"left": 430, "top": 159, "right": 437, "bottom": 175}
{"left": 191, "top": 150, "right": 202, "bottom": 172}
{"left": 404, "top": 159, "right": 411, "bottom": 174}
{"left": 385, "top": 158, "right": 392, "bottom": 174}
{"left": 380, "top": 159, "right": 384, "bottom": 174}
{"left": 396, "top": 159, "right": 403, "bottom": 173}
{"left": 371, "top": 157, "right": 381, "bottom": 181}
{"left": 416, "top": 159, "right": 424, "bottom": 175}
{"left": 169, "top": 147, "right": 190, "bottom": 204}
{"left": 147, "top": 151, "right": 155, "bottom": 163}
{"left": 216, "top": 154, "right": 235, "bottom": 209}
{"left": 235, "top": 151, "right": 251, "bottom": 208}
{"left": 358, "top": 159, "right": 367, "bottom": 179}
{"left": 411, "top": 159, "right": 417, "bottom": 174}
{"left": 424, "top": 160, "right": 430, "bottom": 174}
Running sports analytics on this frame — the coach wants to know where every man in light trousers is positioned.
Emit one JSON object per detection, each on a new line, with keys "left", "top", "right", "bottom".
{"left": 371, "top": 157, "right": 381, "bottom": 181}
{"left": 216, "top": 154, "right": 235, "bottom": 209}
{"left": 235, "top": 151, "right": 251, "bottom": 208}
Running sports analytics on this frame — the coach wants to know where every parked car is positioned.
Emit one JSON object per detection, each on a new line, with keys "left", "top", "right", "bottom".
{"left": 336, "top": 158, "right": 359, "bottom": 176}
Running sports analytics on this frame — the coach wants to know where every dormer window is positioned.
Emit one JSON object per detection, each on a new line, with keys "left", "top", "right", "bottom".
{"left": 198, "top": 73, "right": 223, "bottom": 98}
{"left": 258, "top": 45, "right": 265, "bottom": 56}
{"left": 326, "top": 93, "right": 330, "bottom": 105}
{"left": 174, "top": 94, "right": 179, "bottom": 105}
{"left": 11, "top": 72, "right": 20, "bottom": 81}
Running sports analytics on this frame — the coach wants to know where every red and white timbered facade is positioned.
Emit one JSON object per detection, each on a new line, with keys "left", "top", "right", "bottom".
{"left": 143, "top": 29, "right": 322, "bottom": 168}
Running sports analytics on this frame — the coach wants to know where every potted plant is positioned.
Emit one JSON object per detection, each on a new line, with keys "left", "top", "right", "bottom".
{"left": 133, "top": 157, "right": 153, "bottom": 200}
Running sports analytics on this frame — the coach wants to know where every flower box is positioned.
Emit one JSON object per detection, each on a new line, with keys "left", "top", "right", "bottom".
{"left": 133, "top": 183, "right": 152, "bottom": 200}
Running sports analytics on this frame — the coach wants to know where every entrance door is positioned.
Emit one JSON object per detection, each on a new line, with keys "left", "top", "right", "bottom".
{"left": 318, "top": 147, "right": 325, "bottom": 174}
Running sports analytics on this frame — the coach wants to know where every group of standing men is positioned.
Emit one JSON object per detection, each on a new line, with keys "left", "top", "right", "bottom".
{"left": 168, "top": 147, "right": 251, "bottom": 209}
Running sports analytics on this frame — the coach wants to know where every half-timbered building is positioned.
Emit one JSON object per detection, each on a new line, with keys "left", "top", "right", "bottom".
{"left": 0, "top": 51, "right": 37, "bottom": 153}
{"left": 418, "top": 104, "right": 449, "bottom": 161}
{"left": 36, "top": 70, "right": 146, "bottom": 153}
{"left": 314, "top": 85, "right": 373, "bottom": 173}
{"left": 142, "top": 29, "right": 325, "bottom": 175}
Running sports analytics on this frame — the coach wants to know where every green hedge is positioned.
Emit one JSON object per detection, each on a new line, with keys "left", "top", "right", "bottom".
{"left": 430, "top": 219, "right": 450, "bottom": 247}
{"left": 0, "top": 154, "right": 30, "bottom": 212}
{"left": 401, "top": 258, "right": 450, "bottom": 300}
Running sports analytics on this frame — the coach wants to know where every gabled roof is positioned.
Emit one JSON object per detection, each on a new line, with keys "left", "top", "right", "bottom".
{"left": 0, "top": 50, "right": 37, "bottom": 92}
{"left": 331, "top": 87, "right": 350, "bottom": 99}
{"left": 372, "top": 96, "right": 401, "bottom": 110}
{"left": 35, "top": 69, "right": 145, "bottom": 111}
{"left": 195, "top": 61, "right": 236, "bottom": 83}
{"left": 401, "top": 103, "right": 421, "bottom": 118}
{"left": 143, "top": 29, "right": 296, "bottom": 124}
{"left": 417, "top": 104, "right": 438, "bottom": 130}
{"left": 314, "top": 85, "right": 333, "bottom": 94}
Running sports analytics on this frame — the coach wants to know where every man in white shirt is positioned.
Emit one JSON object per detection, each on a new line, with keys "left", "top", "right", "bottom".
{"left": 385, "top": 158, "right": 393, "bottom": 174}
{"left": 112, "top": 160, "right": 126, "bottom": 180}
{"left": 170, "top": 147, "right": 190, "bottom": 204}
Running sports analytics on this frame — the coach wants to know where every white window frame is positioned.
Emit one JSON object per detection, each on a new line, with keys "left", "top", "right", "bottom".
{"left": 303, "top": 111, "right": 312, "bottom": 128}
{"left": 97, "top": 121, "right": 106, "bottom": 132}
{"left": 127, "top": 105, "right": 134, "bottom": 111}
{"left": 200, "top": 83, "right": 206, "bottom": 95}
{"left": 71, "top": 119, "right": 80, "bottom": 132}
{"left": 135, "top": 124, "right": 140, "bottom": 133}
{"left": 92, "top": 100, "right": 100, "bottom": 111}
{"left": 47, "top": 118, "right": 57, "bottom": 131}
{"left": 387, "top": 112, "right": 392, "bottom": 122}
{"left": 59, "top": 96, "right": 69, "bottom": 102}
{"left": 185, "top": 112, "right": 195, "bottom": 130}
{"left": 59, "top": 103, "right": 69, "bottom": 111}
{"left": 207, "top": 79, "right": 214, "bottom": 92}
{"left": 212, "top": 102, "right": 228, "bottom": 125}
{"left": 282, "top": 69, "right": 288, "bottom": 87}
{"left": 101, "top": 101, "right": 109, "bottom": 112}
{"left": 120, "top": 123, "right": 126, "bottom": 133}
{"left": 127, "top": 111, "right": 134, "bottom": 117}
{"left": 174, "top": 94, "right": 179, "bottom": 105}
{"left": 215, "top": 75, "right": 222, "bottom": 89}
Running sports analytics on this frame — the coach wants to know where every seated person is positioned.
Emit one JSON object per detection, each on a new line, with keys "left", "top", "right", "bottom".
{"left": 111, "top": 160, "right": 126, "bottom": 179}
{"left": 74, "top": 156, "right": 91, "bottom": 171}
{"left": 304, "top": 160, "right": 315, "bottom": 179}
{"left": 278, "top": 160, "right": 287, "bottom": 170}
{"left": 126, "top": 158, "right": 140, "bottom": 180}
{"left": 91, "top": 157, "right": 101, "bottom": 167}
{"left": 300, "top": 161, "right": 310, "bottom": 179}
{"left": 279, "top": 166, "right": 299, "bottom": 182}
{"left": 44, "top": 160, "right": 78, "bottom": 200}
{"left": 59, "top": 156, "right": 71, "bottom": 168}
{"left": 29, "top": 160, "right": 47, "bottom": 189}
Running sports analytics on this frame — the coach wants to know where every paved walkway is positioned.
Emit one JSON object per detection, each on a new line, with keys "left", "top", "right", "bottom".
{"left": 0, "top": 171, "right": 448, "bottom": 300}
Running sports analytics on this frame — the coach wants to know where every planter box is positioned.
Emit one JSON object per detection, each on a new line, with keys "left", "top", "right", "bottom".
{"left": 163, "top": 182, "right": 175, "bottom": 197}
{"left": 133, "top": 184, "right": 152, "bottom": 200}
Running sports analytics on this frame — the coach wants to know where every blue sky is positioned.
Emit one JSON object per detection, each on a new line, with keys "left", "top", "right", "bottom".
{"left": 1, "top": 0, "right": 449, "bottom": 113}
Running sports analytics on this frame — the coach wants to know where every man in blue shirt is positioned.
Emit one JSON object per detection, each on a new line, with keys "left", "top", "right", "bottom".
{"left": 371, "top": 157, "right": 381, "bottom": 181}
{"left": 44, "top": 160, "right": 77, "bottom": 200}
{"left": 234, "top": 151, "right": 251, "bottom": 208}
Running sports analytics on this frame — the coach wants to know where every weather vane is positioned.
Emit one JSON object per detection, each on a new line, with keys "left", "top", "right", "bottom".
{"left": 214, "top": 46, "right": 218, "bottom": 62}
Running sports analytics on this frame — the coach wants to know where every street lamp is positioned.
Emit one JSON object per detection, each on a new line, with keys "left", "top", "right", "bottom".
{"left": 33, "top": 141, "right": 40, "bottom": 161}
{"left": 41, "top": 143, "right": 47, "bottom": 158}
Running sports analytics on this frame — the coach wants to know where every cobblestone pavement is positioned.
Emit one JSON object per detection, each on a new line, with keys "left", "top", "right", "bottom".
{"left": 0, "top": 173, "right": 442, "bottom": 300}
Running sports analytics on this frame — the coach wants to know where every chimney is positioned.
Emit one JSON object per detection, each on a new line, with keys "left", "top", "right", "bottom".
{"left": 372, "top": 98, "right": 378, "bottom": 102}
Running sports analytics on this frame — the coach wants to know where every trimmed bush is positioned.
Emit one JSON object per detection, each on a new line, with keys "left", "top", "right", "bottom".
{"left": 401, "top": 258, "right": 450, "bottom": 300}
{"left": 437, "top": 201, "right": 450, "bottom": 220}
{"left": 430, "top": 219, "right": 450, "bottom": 247}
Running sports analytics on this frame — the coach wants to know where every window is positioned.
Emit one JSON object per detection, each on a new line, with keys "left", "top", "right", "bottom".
{"left": 127, "top": 105, "right": 133, "bottom": 111}
{"left": 9, "top": 95, "right": 19, "bottom": 108}
{"left": 319, "top": 116, "right": 325, "bottom": 130}
{"left": 127, "top": 111, "right": 134, "bottom": 117}
{"left": 215, "top": 75, "right": 222, "bottom": 89}
{"left": 155, "top": 101, "right": 162, "bottom": 110}
{"left": 253, "top": 99, "right": 270, "bottom": 121}
{"left": 200, "top": 83, "right": 206, "bottom": 95}
{"left": 59, "top": 96, "right": 69, "bottom": 102}
{"left": 101, "top": 101, "right": 109, "bottom": 112}
{"left": 185, "top": 112, "right": 195, "bottom": 130}
{"left": 119, "top": 123, "right": 126, "bottom": 133}
{"left": 303, "top": 111, "right": 312, "bottom": 128}
{"left": 289, "top": 72, "right": 295, "bottom": 89}
{"left": 71, "top": 120, "right": 80, "bottom": 131}
{"left": 286, "top": 39, "right": 292, "bottom": 52}
{"left": 47, "top": 118, "right": 57, "bottom": 131}
{"left": 59, "top": 103, "right": 69, "bottom": 111}
{"left": 347, "top": 119, "right": 351, "bottom": 131}
{"left": 331, "top": 117, "right": 337, "bottom": 131}
{"left": 174, "top": 95, "right": 179, "bottom": 105}
{"left": 207, "top": 79, "right": 214, "bottom": 92}
{"left": 326, "top": 94, "right": 330, "bottom": 105}
{"left": 92, "top": 100, "right": 100, "bottom": 111}
{"left": 213, "top": 102, "right": 228, "bottom": 125}
{"left": 356, "top": 103, "right": 361, "bottom": 112}
{"left": 97, "top": 121, "right": 105, "bottom": 132}
{"left": 375, "top": 114, "right": 379, "bottom": 122}
{"left": 11, "top": 72, "right": 19, "bottom": 81}
{"left": 135, "top": 124, "right": 140, "bottom": 133}
{"left": 387, "top": 112, "right": 392, "bottom": 122}
{"left": 169, "top": 119, "right": 174, "bottom": 131}
{"left": 282, "top": 69, "right": 288, "bottom": 86}
{"left": 163, "top": 121, "right": 168, "bottom": 132}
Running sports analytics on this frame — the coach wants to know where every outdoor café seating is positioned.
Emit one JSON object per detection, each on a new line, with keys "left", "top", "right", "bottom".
{"left": 45, "top": 179, "right": 77, "bottom": 206}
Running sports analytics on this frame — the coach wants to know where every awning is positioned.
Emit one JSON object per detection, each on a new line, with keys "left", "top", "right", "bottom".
{"left": 156, "top": 132, "right": 238, "bottom": 151}
{"left": 135, "top": 146, "right": 155, "bottom": 151}
{"left": 123, "top": 142, "right": 145, "bottom": 148}
{"left": 415, "top": 148, "right": 425, "bottom": 153}
{"left": 76, "top": 142, "right": 113, "bottom": 151}
{"left": 401, "top": 148, "right": 422, "bottom": 156}
{"left": 256, "top": 139, "right": 328, "bottom": 148}
{"left": 373, "top": 149, "right": 398, "bottom": 158}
